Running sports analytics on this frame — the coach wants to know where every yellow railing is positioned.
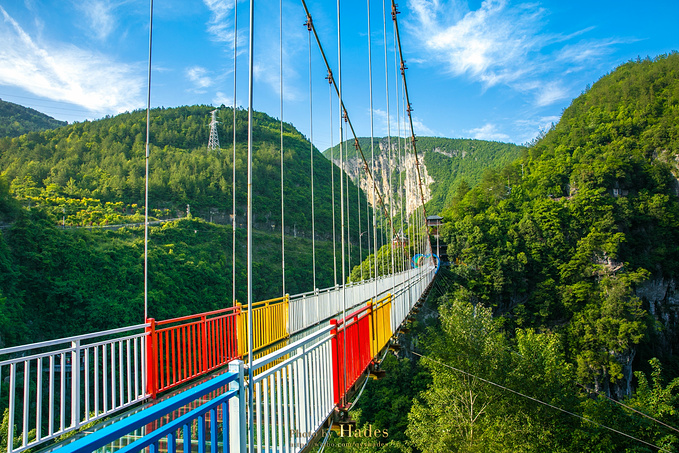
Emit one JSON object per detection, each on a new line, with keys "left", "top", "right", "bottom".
{"left": 237, "top": 295, "right": 289, "bottom": 356}
{"left": 369, "top": 294, "right": 393, "bottom": 358}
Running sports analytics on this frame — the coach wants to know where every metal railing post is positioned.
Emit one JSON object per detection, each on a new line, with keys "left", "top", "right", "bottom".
{"left": 71, "top": 340, "right": 81, "bottom": 429}
{"left": 201, "top": 315, "right": 208, "bottom": 374}
{"left": 229, "top": 360, "right": 246, "bottom": 453}
{"left": 145, "top": 319, "right": 157, "bottom": 399}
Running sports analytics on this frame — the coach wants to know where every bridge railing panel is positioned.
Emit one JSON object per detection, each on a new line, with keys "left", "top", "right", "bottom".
{"left": 0, "top": 324, "right": 148, "bottom": 453}
{"left": 288, "top": 269, "right": 416, "bottom": 335}
{"left": 330, "top": 306, "right": 372, "bottom": 406}
{"left": 237, "top": 295, "right": 289, "bottom": 357}
{"left": 369, "top": 295, "right": 393, "bottom": 359}
{"left": 250, "top": 326, "right": 334, "bottom": 453}
{"left": 56, "top": 361, "right": 246, "bottom": 453}
{"left": 149, "top": 306, "right": 240, "bottom": 397}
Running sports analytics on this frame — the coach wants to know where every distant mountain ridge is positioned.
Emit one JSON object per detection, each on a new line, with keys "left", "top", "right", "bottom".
{"left": 0, "top": 98, "right": 67, "bottom": 137}
{"left": 323, "top": 136, "right": 524, "bottom": 215}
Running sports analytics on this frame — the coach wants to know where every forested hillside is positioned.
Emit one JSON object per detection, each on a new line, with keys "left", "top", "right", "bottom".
{"left": 0, "top": 105, "right": 368, "bottom": 238}
{"left": 336, "top": 53, "right": 679, "bottom": 452}
{"left": 0, "top": 105, "right": 372, "bottom": 347}
{"left": 0, "top": 99, "right": 67, "bottom": 138}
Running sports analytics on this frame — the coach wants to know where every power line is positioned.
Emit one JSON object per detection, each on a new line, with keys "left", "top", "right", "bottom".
{"left": 411, "top": 351, "right": 672, "bottom": 452}
{"left": 577, "top": 383, "right": 679, "bottom": 436}
{"left": 0, "top": 93, "right": 96, "bottom": 114}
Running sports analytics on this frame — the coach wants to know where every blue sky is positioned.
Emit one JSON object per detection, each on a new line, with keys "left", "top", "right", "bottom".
{"left": 0, "top": 0, "right": 677, "bottom": 147}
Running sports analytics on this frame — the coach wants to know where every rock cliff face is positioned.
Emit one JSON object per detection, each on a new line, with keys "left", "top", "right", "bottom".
{"left": 637, "top": 278, "right": 679, "bottom": 356}
{"left": 324, "top": 136, "right": 525, "bottom": 217}
{"left": 328, "top": 139, "right": 432, "bottom": 218}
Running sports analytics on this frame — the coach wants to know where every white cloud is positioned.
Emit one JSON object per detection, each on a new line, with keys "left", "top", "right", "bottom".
{"left": 373, "top": 108, "right": 436, "bottom": 137}
{"left": 76, "top": 0, "right": 116, "bottom": 41}
{"left": 410, "top": 0, "right": 546, "bottom": 86}
{"left": 467, "top": 123, "right": 510, "bottom": 141}
{"left": 0, "top": 6, "right": 144, "bottom": 114}
{"left": 514, "top": 115, "right": 560, "bottom": 144}
{"left": 213, "top": 91, "right": 233, "bottom": 107}
{"left": 186, "top": 66, "right": 213, "bottom": 91}
{"left": 203, "top": 0, "right": 237, "bottom": 45}
{"left": 535, "top": 81, "right": 569, "bottom": 107}
{"left": 407, "top": 0, "right": 622, "bottom": 106}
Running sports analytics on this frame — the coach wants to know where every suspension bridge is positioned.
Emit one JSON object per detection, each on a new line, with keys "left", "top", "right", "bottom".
{"left": 0, "top": 0, "right": 440, "bottom": 452}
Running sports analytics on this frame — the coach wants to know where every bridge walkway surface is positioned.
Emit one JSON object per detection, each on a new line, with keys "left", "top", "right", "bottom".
{"left": 1, "top": 264, "right": 437, "bottom": 453}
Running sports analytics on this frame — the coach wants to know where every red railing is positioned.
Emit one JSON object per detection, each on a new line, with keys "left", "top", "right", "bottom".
{"left": 330, "top": 305, "right": 373, "bottom": 406}
{"left": 146, "top": 306, "right": 241, "bottom": 397}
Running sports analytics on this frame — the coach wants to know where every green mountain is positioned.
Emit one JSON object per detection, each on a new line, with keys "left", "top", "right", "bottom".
{"left": 0, "top": 99, "right": 67, "bottom": 137}
{"left": 342, "top": 53, "right": 679, "bottom": 453}
{"left": 323, "top": 136, "right": 524, "bottom": 216}
{"left": 0, "top": 105, "right": 375, "bottom": 347}
{"left": 442, "top": 53, "right": 679, "bottom": 391}
{"left": 0, "top": 105, "right": 368, "bottom": 239}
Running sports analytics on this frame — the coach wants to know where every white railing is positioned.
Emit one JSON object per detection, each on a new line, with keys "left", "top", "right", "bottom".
{"left": 0, "top": 324, "right": 149, "bottom": 453}
{"left": 288, "top": 267, "right": 428, "bottom": 334}
{"left": 0, "top": 262, "right": 437, "bottom": 453}
{"left": 249, "top": 325, "right": 335, "bottom": 453}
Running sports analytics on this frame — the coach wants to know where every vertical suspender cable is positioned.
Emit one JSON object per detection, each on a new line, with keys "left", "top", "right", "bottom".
{"left": 246, "top": 0, "right": 255, "bottom": 449}
{"left": 391, "top": 0, "right": 430, "bottom": 268}
{"left": 280, "top": 0, "right": 286, "bottom": 296}
{"left": 307, "top": 20, "right": 317, "bottom": 291}
{"left": 336, "top": 0, "right": 348, "bottom": 408}
{"left": 367, "top": 0, "right": 378, "bottom": 297}
{"left": 329, "top": 81, "right": 337, "bottom": 287}
{"left": 383, "top": 0, "right": 395, "bottom": 287}
{"left": 358, "top": 163, "right": 362, "bottom": 281}
{"left": 232, "top": 0, "right": 238, "bottom": 306}
{"left": 394, "top": 22, "right": 404, "bottom": 271}
{"left": 345, "top": 137, "right": 351, "bottom": 277}
{"left": 143, "top": 0, "right": 153, "bottom": 322}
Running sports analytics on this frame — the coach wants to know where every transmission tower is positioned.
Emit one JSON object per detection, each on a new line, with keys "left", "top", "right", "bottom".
{"left": 207, "top": 109, "right": 220, "bottom": 150}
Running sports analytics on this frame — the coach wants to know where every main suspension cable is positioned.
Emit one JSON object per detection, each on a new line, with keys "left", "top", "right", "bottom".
{"left": 300, "top": 0, "right": 396, "bottom": 241}
{"left": 391, "top": 0, "right": 430, "bottom": 258}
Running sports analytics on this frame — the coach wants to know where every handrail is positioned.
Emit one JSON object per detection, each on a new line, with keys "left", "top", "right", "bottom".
{"left": 56, "top": 365, "right": 242, "bottom": 453}
{"left": 250, "top": 325, "right": 334, "bottom": 372}
{"left": 154, "top": 306, "right": 240, "bottom": 327}
{"left": 0, "top": 323, "right": 149, "bottom": 357}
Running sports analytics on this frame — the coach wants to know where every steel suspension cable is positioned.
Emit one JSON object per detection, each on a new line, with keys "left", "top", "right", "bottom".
{"left": 328, "top": 78, "right": 337, "bottom": 286}
{"left": 336, "top": 0, "right": 348, "bottom": 408}
{"left": 246, "top": 0, "right": 255, "bottom": 447}
{"left": 358, "top": 170, "right": 362, "bottom": 281}
{"left": 306, "top": 19, "right": 317, "bottom": 290}
{"left": 394, "top": 24, "right": 405, "bottom": 272}
{"left": 391, "top": 1, "right": 430, "bottom": 261}
{"left": 383, "top": 0, "right": 395, "bottom": 286}
{"left": 300, "top": 0, "right": 395, "bottom": 239}
{"left": 232, "top": 0, "right": 237, "bottom": 307}
{"left": 345, "top": 134, "right": 351, "bottom": 278}
{"left": 280, "top": 0, "right": 286, "bottom": 296}
{"left": 143, "top": 0, "right": 153, "bottom": 321}
{"left": 366, "top": 0, "right": 377, "bottom": 293}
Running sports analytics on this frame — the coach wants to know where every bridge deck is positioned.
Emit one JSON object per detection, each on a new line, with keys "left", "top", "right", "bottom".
{"left": 1, "top": 265, "right": 436, "bottom": 453}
